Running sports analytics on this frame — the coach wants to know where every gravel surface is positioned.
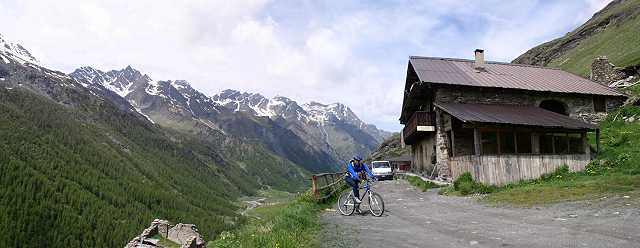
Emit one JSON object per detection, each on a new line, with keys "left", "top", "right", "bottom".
{"left": 320, "top": 179, "right": 640, "bottom": 248}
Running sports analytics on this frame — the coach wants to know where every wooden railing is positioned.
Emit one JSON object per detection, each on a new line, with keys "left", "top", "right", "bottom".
{"left": 403, "top": 111, "right": 435, "bottom": 144}
{"left": 311, "top": 172, "right": 346, "bottom": 201}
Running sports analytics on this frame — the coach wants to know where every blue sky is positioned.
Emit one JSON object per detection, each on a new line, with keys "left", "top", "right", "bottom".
{"left": 0, "top": 0, "right": 612, "bottom": 131}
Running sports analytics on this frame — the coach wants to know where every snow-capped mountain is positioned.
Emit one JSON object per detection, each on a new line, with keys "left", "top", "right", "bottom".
{"left": 0, "top": 33, "right": 39, "bottom": 65}
{"left": 71, "top": 66, "right": 151, "bottom": 97}
{"left": 211, "top": 89, "right": 383, "bottom": 131}
{"left": 71, "top": 66, "right": 340, "bottom": 172}
{"left": 211, "top": 89, "right": 392, "bottom": 160}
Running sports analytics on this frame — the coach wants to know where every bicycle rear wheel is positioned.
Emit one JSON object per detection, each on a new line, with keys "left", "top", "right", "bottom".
{"left": 368, "top": 192, "right": 385, "bottom": 217}
{"left": 337, "top": 191, "right": 356, "bottom": 216}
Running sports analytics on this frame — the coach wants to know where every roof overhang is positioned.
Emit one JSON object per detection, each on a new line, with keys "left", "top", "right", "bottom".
{"left": 435, "top": 102, "right": 598, "bottom": 131}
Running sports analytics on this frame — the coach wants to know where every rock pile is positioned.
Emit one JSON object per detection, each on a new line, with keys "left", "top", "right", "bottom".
{"left": 124, "top": 219, "right": 206, "bottom": 248}
{"left": 591, "top": 56, "right": 640, "bottom": 88}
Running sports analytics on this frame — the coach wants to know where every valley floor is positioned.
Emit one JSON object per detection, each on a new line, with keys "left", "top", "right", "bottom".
{"left": 320, "top": 180, "right": 640, "bottom": 248}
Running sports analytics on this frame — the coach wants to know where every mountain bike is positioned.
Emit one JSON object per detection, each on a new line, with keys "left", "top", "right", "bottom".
{"left": 337, "top": 178, "right": 385, "bottom": 217}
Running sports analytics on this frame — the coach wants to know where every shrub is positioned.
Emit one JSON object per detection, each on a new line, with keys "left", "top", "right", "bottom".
{"left": 452, "top": 172, "right": 495, "bottom": 195}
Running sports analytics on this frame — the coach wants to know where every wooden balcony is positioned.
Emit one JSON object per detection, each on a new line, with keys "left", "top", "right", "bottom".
{"left": 402, "top": 111, "right": 436, "bottom": 145}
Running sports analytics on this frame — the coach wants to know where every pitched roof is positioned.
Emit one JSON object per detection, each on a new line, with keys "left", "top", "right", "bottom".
{"left": 409, "top": 56, "right": 624, "bottom": 96}
{"left": 436, "top": 102, "right": 598, "bottom": 130}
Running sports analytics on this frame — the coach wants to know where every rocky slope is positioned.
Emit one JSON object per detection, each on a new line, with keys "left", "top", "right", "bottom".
{"left": 513, "top": 0, "right": 640, "bottom": 76}
{"left": 0, "top": 33, "right": 310, "bottom": 247}
{"left": 211, "top": 89, "right": 391, "bottom": 162}
{"left": 367, "top": 133, "right": 411, "bottom": 162}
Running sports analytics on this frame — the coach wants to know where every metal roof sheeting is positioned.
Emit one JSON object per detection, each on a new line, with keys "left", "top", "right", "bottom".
{"left": 410, "top": 57, "right": 625, "bottom": 96}
{"left": 436, "top": 102, "right": 598, "bottom": 130}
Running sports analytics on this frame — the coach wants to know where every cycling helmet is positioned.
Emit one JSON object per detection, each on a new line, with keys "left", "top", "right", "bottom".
{"left": 353, "top": 155, "right": 363, "bottom": 161}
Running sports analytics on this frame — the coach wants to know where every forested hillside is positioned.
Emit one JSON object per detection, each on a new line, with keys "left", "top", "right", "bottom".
{"left": 0, "top": 36, "right": 308, "bottom": 247}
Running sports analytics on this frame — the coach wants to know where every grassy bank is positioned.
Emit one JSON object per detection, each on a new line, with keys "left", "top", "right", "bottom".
{"left": 406, "top": 176, "right": 443, "bottom": 191}
{"left": 211, "top": 192, "right": 327, "bottom": 248}
{"left": 441, "top": 105, "right": 640, "bottom": 207}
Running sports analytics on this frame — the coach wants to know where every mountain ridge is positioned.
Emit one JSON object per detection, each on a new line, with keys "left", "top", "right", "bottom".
{"left": 71, "top": 66, "right": 390, "bottom": 167}
{"left": 512, "top": 0, "right": 640, "bottom": 76}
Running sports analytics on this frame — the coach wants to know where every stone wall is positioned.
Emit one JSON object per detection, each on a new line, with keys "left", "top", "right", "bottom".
{"left": 591, "top": 56, "right": 628, "bottom": 85}
{"left": 434, "top": 110, "right": 451, "bottom": 179}
{"left": 435, "top": 86, "right": 623, "bottom": 123}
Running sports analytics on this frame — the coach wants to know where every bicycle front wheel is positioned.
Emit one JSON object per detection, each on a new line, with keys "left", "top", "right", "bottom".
{"left": 368, "top": 192, "right": 385, "bottom": 217}
{"left": 338, "top": 191, "right": 356, "bottom": 216}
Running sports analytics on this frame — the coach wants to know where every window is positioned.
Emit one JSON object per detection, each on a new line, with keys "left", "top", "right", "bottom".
{"left": 481, "top": 131, "right": 498, "bottom": 155}
{"left": 554, "top": 134, "right": 569, "bottom": 154}
{"left": 500, "top": 131, "right": 516, "bottom": 154}
{"left": 594, "top": 96, "right": 606, "bottom": 113}
{"left": 568, "top": 133, "right": 584, "bottom": 154}
{"left": 540, "top": 134, "right": 554, "bottom": 154}
{"left": 540, "top": 100, "right": 568, "bottom": 115}
{"left": 516, "top": 132, "right": 532, "bottom": 153}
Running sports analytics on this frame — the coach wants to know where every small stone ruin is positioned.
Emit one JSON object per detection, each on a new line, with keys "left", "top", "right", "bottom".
{"left": 124, "top": 219, "right": 207, "bottom": 248}
{"left": 591, "top": 56, "right": 640, "bottom": 88}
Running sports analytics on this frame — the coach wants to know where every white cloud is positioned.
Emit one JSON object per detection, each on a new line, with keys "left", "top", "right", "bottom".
{"left": 0, "top": 0, "right": 610, "bottom": 131}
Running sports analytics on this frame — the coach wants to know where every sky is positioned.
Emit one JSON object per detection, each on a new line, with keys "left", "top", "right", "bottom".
{"left": 0, "top": 0, "right": 612, "bottom": 132}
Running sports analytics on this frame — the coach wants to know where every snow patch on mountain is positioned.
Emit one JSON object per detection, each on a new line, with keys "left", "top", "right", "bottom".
{"left": 211, "top": 89, "right": 371, "bottom": 129}
{"left": 0, "top": 33, "right": 39, "bottom": 65}
{"left": 70, "top": 66, "right": 152, "bottom": 98}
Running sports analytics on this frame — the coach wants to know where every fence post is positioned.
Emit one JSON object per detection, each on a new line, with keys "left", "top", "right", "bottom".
{"left": 312, "top": 175, "right": 318, "bottom": 199}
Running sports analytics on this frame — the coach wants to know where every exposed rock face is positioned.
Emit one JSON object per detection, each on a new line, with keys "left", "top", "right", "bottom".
{"left": 125, "top": 219, "right": 206, "bottom": 248}
{"left": 168, "top": 224, "right": 206, "bottom": 248}
{"left": 368, "top": 133, "right": 411, "bottom": 161}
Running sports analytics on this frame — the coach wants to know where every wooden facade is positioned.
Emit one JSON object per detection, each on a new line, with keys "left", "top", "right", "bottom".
{"left": 449, "top": 153, "right": 590, "bottom": 186}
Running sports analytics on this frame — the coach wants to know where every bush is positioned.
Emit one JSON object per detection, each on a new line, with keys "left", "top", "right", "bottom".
{"left": 452, "top": 172, "right": 495, "bottom": 195}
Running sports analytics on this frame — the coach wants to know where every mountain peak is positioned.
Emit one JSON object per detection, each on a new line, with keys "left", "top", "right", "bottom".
{"left": 70, "top": 66, "right": 151, "bottom": 97}
{"left": 0, "top": 33, "right": 39, "bottom": 64}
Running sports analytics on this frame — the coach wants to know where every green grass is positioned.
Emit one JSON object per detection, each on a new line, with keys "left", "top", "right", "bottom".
{"left": 448, "top": 105, "right": 640, "bottom": 207}
{"left": 211, "top": 192, "right": 329, "bottom": 248}
{"left": 548, "top": 0, "right": 640, "bottom": 76}
{"left": 406, "top": 176, "right": 443, "bottom": 191}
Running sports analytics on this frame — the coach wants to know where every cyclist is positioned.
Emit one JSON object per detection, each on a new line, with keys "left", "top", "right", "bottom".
{"left": 345, "top": 156, "right": 376, "bottom": 204}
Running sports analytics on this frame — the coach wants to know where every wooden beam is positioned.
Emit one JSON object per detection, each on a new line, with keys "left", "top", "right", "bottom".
{"left": 473, "top": 128, "right": 481, "bottom": 155}
{"left": 451, "top": 129, "right": 456, "bottom": 157}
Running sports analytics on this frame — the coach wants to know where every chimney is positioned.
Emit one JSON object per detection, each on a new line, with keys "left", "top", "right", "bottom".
{"left": 473, "top": 49, "right": 484, "bottom": 69}
{"left": 474, "top": 49, "right": 485, "bottom": 69}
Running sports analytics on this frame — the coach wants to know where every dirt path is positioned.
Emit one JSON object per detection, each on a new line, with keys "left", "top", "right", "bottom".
{"left": 320, "top": 180, "right": 640, "bottom": 248}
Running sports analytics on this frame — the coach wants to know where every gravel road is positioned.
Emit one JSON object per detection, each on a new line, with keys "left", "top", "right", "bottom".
{"left": 320, "top": 179, "right": 640, "bottom": 248}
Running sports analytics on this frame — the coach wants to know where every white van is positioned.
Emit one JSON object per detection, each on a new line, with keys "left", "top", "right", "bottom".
{"left": 371, "top": 160, "right": 393, "bottom": 180}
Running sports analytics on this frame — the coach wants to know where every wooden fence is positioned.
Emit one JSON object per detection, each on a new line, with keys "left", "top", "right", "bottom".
{"left": 311, "top": 172, "right": 346, "bottom": 201}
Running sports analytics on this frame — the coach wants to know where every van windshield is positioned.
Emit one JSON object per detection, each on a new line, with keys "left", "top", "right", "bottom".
{"left": 372, "top": 162, "right": 391, "bottom": 169}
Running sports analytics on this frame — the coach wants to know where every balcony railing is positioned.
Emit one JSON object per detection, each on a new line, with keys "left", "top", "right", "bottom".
{"left": 402, "top": 111, "right": 436, "bottom": 145}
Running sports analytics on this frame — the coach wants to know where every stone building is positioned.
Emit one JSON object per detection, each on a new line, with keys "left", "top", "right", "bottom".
{"left": 400, "top": 50, "right": 627, "bottom": 185}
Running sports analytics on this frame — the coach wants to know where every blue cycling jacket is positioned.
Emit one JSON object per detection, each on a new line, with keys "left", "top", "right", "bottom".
{"left": 346, "top": 161, "right": 374, "bottom": 180}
